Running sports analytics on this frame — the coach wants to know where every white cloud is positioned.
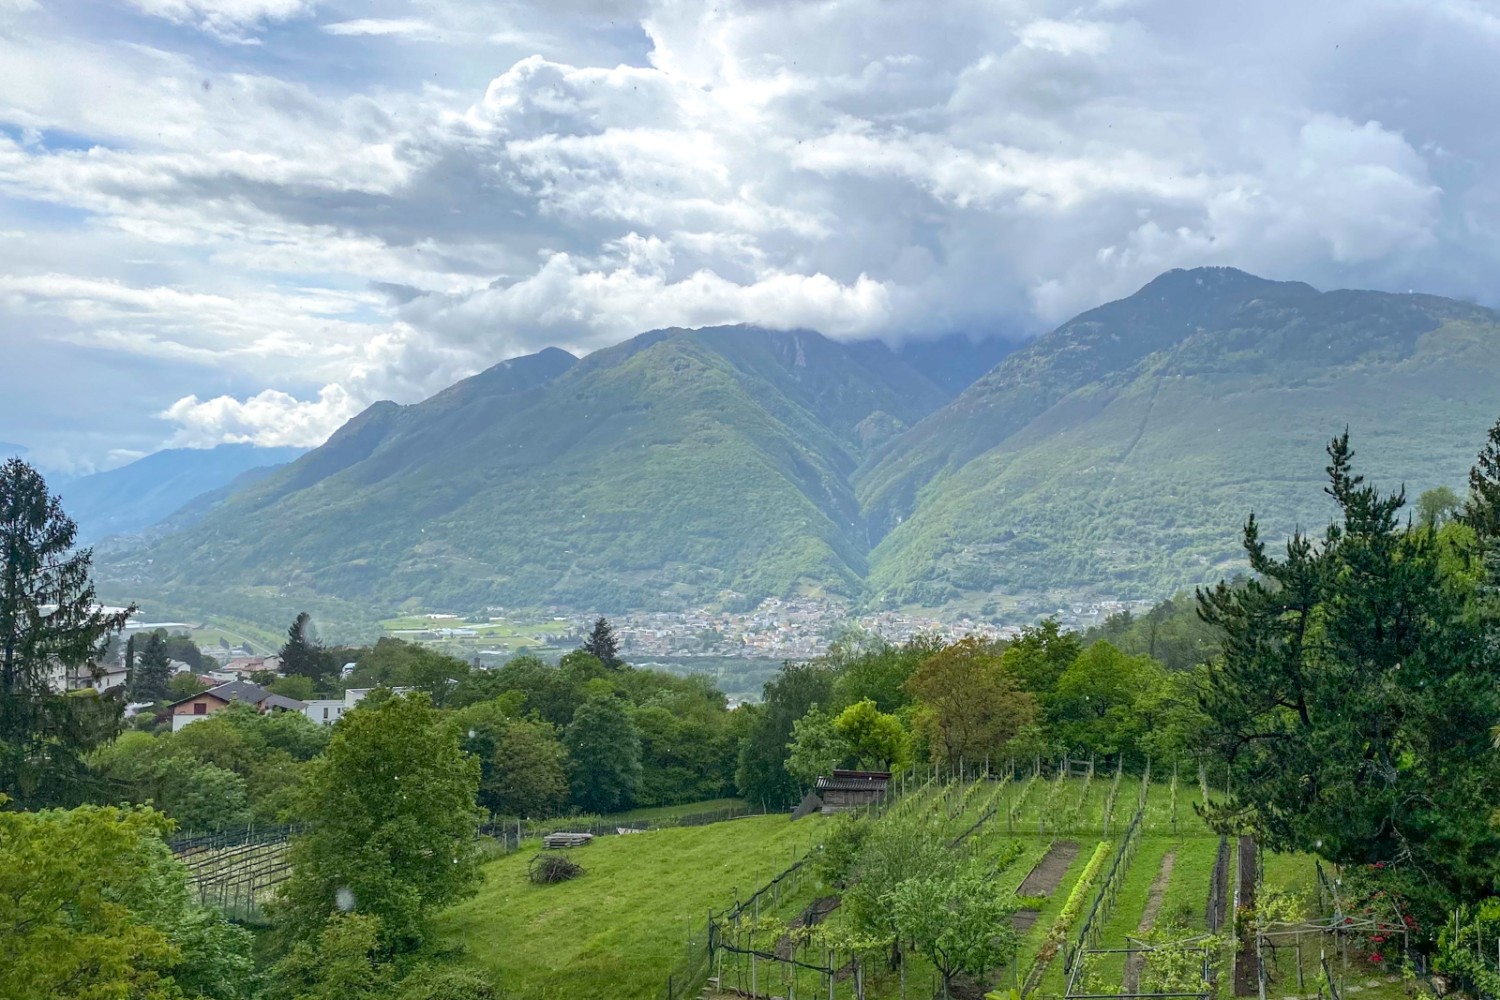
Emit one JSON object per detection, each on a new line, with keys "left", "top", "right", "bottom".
{"left": 161, "top": 385, "right": 362, "bottom": 448}
{"left": 127, "top": 0, "right": 313, "bottom": 40}
{"left": 3, "top": 0, "right": 1500, "bottom": 464}
{"left": 322, "top": 18, "right": 440, "bottom": 39}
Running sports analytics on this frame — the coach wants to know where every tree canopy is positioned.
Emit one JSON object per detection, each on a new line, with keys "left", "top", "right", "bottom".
{"left": 0, "top": 457, "right": 132, "bottom": 807}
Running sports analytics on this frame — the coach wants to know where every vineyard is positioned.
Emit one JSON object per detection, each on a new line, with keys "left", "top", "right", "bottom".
{"left": 687, "top": 764, "right": 1406, "bottom": 1000}
{"left": 171, "top": 825, "right": 301, "bottom": 923}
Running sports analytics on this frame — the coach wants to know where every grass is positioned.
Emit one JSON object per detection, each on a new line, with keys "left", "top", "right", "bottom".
{"left": 434, "top": 814, "right": 825, "bottom": 1000}
{"left": 604, "top": 798, "right": 749, "bottom": 823}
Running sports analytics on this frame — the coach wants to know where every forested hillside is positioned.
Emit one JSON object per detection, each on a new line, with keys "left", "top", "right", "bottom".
{"left": 862, "top": 267, "right": 1500, "bottom": 605}
{"left": 106, "top": 328, "right": 948, "bottom": 613}
{"left": 100, "top": 270, "right": 1500, "bottom": 619}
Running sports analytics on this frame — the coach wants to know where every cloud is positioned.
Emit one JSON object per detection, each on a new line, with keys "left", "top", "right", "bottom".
{"left": 161, "top": 384, "right": 362, "bottom": 448}
{"left": 4, "top": 0, "right": 1500, "bottom": 465}
{"left": 127, "top": 0, "right": 313, "bottom": 41}
{"left": 322, "top": 18, "right": 440, "bottom": 39}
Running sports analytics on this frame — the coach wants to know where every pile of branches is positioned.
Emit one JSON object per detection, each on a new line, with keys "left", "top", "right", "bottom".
{"left": 529, "top": 852, "right": 586, "bottom": 885}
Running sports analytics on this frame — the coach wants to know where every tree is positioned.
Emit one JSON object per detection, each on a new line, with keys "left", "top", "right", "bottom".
{"left": 1050, "top": 641, "right": 1163, "bottom": 758}
{"left": 0, "top": 458, "right": 132, "bottom": 807}
{"left": 123, "top": 633, "right": 136, "bottom": 690}
{"left": 1198, "top": 432, "right": 1500, "bottom": 922}
{"left": 268, "top": 674, "right": 316, "bottom": 702}
{"left": 0, "top": 799, "right": 254, "bottom": 1000}
{"left": 281, "top": 611, "right": 335, "bottom": 683}
{"left": 904, "top": 638, "right": 1037, "bottom": 768}
{"left": 274, "top": 693, "right": 482, "bottom": 953}
{"left": 827, "top": 632, "right": 944, "bottom": 714}
{"left": 564, "top": 695, "right": 642, "bottom": 813}
{"left": 735, "top": 662, "right": 834, "bottom": 809}
{"left": 267, "top": 913, "right": 394, "bottom": 1000}
{"left": 130, "top": 631, "right": 172, "bottom": 703}
{"left": 582, "top": 616, "right": 622, "bottom": 670}
{"left": 785, "top": 705, "right": 850, "bottom": 788}
{"left": 169, "top": 670, "right": 212, "bottom": 701}
{"left": 1003, "top": 620, "right": 1082, "bottom": 696}
{"left": 483, "top": 719, "right": 569, "bottom": 818}
{"left": 1418, "top": 485, "right": 1462, "bottom": 529}
{"left": 162, "top": 632, "right": 205, "bottom": 671}
{"left": 888, "top": 860, "right": 1020, "bottom": 998}
{"left": 833, "top": 698, "right": 909, "bottom": 769}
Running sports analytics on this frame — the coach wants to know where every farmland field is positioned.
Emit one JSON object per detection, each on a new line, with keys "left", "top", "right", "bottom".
{"left": 434, "top": 772, "right": 1410, "bottom": 1000}
{"left": 434, "top": 814, "right": 826, "bottom": 1000}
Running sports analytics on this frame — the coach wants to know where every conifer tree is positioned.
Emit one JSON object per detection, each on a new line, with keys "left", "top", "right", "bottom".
{"left": 0, "top": 458, "right": 133, "bottom": 806}
{"left": 280, "top": 611, "right": 334, "bottom": 682}
{"left": 130, "top": 632, "right": 171, "bottom": 703}
{"left": 582, "top": 616, "right": 621, "bottom": 670}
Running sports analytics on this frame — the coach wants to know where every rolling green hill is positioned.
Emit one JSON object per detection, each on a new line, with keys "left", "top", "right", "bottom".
{"left": 861, "top": 267, "right": 1500, "bottom": 605}
{"left": 103, "top": 327, "right": 948, "bottom": 615}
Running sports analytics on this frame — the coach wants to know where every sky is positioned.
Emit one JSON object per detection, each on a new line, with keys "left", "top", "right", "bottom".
{"left": 2, "top": 0, "right": 1499, "bottom": 472}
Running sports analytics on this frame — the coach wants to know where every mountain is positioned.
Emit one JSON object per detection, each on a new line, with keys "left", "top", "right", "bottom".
{"left": 889, "top": 334, "right": 1019, "bottom": 394}
{"left": 106, "top": 330, "right": 949, "bottom": 613}
{"left": 861, "top": 266, "right": 1500, "bottom": 605}
{"left": 0, "top": 441, "right": 25, "bottom": 457}
{"left": 61, "top": 443, "right": 309, "bottom": 543}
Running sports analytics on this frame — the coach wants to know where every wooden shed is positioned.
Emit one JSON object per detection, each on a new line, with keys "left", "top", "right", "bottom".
{"left": 814, "top": 769, "right": 891, "bottom": 813}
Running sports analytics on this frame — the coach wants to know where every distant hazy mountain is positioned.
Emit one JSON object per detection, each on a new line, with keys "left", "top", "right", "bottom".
{"left": 62, "top": 443, "right": 307, "bottom": 543}
{"left": 107, "top": 331, "right": 947, "bottom": 610}
{"left": 861, "top": 266, "right": 1500, "bottom": 604}
{"left": 0, "top": 441, "right": 26, "bottom": 458}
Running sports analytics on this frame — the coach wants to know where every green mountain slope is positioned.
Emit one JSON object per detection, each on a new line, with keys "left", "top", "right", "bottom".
{"left": 108, "top": 328, "right": 948, "bottom": 613}
{"left": 862, "top": 267, "right": 1500, "bottom": 605}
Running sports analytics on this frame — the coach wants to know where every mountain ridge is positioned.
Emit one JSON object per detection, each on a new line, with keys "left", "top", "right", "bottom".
{"left": 99, "top": 270, "right": 1500, "bottom": 624}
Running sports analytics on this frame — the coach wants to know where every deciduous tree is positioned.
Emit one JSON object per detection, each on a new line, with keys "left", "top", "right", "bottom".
{"left": 785, "top": 705, "right": 849, "bottom": 787}
{"left": 484, "top": 718, "right": 568, "bottom": 818}
{"left": 564, "top": 694, "right": 642, "bottom": 813}
{"left": 275, "top": 693, "right": 482, "bottom": 953}
{"left": 833, "top": 698, "right": 909, "bottom": 770}
{"left": 904, "top": 638, "right": 1037, "bottom": 768}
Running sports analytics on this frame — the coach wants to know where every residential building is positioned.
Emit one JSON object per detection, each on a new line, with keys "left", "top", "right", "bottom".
{"left": 301, "top": 686, "right": 411, "bottom": 725}
{"left": 168, "top": 680, "right": 305, "bottom": 731}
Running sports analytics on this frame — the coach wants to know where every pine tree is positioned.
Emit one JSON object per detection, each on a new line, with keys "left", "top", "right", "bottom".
{"left": 582, "top": 616, "right": 621, "bottom": 670}
{"left": 280, "top": 611, "right": 333, "bottom": 682}
{"left": 123, "top": 634, "right": 135, "bottom": 693}
{"left": 0, "top": 458, "right": 133, "bottom": 806}
{"left": 130, "top": 632, "right": 171, "bottom": 703}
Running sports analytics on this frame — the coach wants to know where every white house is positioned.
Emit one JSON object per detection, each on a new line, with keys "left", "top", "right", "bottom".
{"left": 301, "top": 686, "right": 412, "bottom": 725}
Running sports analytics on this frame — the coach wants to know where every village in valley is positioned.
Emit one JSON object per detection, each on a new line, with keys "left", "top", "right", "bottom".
{"left": 375, "top": 595, "right": 1157, "bottom": 665}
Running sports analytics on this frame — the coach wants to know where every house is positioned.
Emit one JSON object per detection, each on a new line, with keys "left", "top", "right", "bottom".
{"left": 815, "top": 770, "right": 891, "bottom": 813}
{"left": 215, "top": 654, "right": 283, "bottom": 680}
{"left": 302, "top": 686, "right": 412, "bottom": 725}
{"left": 62, "top": 660, "right": 130, "bottom": 693}
{"left": 169, "top": 680, "right": 306, "bottom": 731}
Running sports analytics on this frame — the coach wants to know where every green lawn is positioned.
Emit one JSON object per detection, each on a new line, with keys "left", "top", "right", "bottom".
{"left": 605, "top": 798, "right": 749, "bottom": 823}
{"left": 435, "top": 814, "right": 825, "bottom": 1000}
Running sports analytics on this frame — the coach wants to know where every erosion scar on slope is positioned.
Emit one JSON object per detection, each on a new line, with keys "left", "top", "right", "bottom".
{"left": 1121, "top": 851, "right": 1177, "bottom": 994}
{"left": 1013, "top": 841, "right": 1081, "bottom": 933}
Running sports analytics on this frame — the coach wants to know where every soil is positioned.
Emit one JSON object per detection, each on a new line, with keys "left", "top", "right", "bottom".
{"left": 1011, "top": 840, "right": 1081, "bottom": 933}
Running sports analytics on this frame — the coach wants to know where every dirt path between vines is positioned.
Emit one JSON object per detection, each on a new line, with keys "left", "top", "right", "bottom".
{"left": 1122, "top": 851, "right": 1177, "bottom": 993}
{"left": 1012, "top": 841, "right": 1081, "bottom": 932}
